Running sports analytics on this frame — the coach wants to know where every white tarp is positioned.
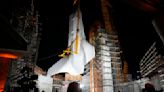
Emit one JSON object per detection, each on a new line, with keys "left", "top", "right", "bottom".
{"left": 37, "top": 75, "right": 53, "bottom": 92}
{"left": 47, "top": 9, "right": 95, "bottom": 76}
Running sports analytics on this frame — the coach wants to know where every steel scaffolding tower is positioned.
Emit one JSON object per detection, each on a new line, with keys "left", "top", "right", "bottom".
{"left": 82, "top": 26, "right": 122, "bottom": 92}
{"left": 139, "top": 42, "right": 164, "bottom": 90}
{"left": 83, "top": 0, "right": 123, "bottom": 91}
{"left": 100, "top": 0, "right": 123, "bottom": 91}
{"left": 95, "top": 28, "right": 122, "bottom": 92}
{"left": 5, "top": 0, "right": 41, "bottom": 91}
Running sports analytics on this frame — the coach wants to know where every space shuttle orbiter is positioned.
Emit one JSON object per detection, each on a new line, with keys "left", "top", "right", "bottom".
{"left": 47, "top": 7, "right": 95, "bottom": 76}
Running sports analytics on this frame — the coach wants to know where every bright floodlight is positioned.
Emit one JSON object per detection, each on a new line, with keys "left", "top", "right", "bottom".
{"left": 80, "top": 84, "right": 84, "bottom": 88}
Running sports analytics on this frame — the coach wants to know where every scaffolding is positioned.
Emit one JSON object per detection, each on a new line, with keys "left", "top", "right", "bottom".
{"left": 82, "top": 26, "right": 122, "bottom": 92}
{"left": 5, "top": 0, "right": 41, "bottom": 91}
{"left": 100, "top": 0, "right": 123, "bottom": 91}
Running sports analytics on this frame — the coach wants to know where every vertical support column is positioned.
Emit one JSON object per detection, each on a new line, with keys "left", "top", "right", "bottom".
{"left": 88, "top": 30, "right": 103, "bottom": 92}
{"left": 100, "top": 0, "right": 112, "bottom": 32}
{"left": 123, "top": 61, "right": 128, "bottom": 82}
{"left": 152, "top": 13, "right": 164, "bottom": 46}
{"left": 90, "top": 60, "right": 94, "bottom": 92}
{"left": 96, "top": 29, "right": 114, "bottom": 92}
{"left": 100, "top": 0, "right": 122, "bottom": 91}
{"left": 158, "top": 68, "right": 164, "bottom": 90}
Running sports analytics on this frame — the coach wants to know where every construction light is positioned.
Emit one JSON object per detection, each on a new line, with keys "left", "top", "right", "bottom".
{"left": 0, "top": 53, "right": 18, "bottom": 59}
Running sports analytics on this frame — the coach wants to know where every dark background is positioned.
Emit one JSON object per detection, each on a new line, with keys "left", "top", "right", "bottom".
{"left": 0, "top": 0, "right": 163, "bottom": 79}
{"left": 37, "top": 0, "right": 163, "bottom": 79}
